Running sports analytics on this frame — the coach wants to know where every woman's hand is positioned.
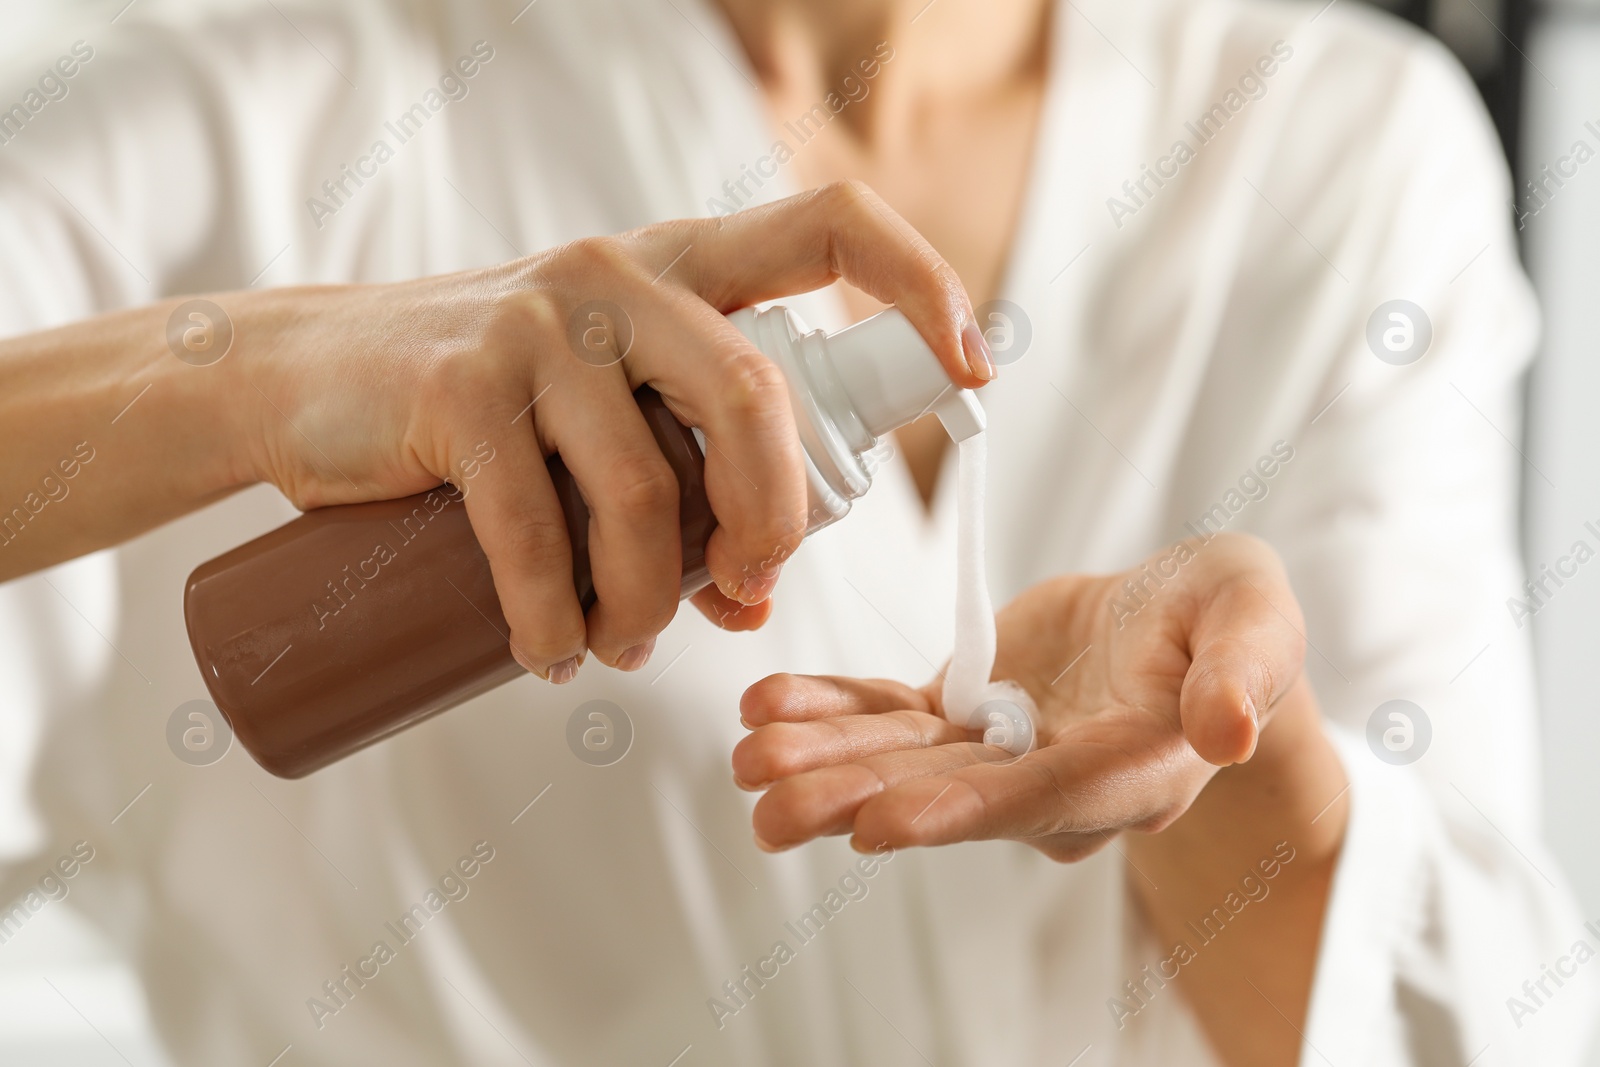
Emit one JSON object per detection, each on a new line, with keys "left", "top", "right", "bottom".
{"left": 734, "top": 533, "right": 1339, "bottom": 858}
{"left": 243, "top": 183, "right": 993, "bottom": 678}
{"left": 736, "top": 533, "right": 1350, "bottom": 1065}
{"left": 0, "top": 182, "right": 993, "bottom": 681}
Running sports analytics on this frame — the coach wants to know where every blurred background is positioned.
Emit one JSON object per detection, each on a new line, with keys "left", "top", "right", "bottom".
{"left": 1362, "top": 7, "right": 1600, "bottom": 1046}
{"left": 0, "top": 0, "right": 1595, "bottom": 1061}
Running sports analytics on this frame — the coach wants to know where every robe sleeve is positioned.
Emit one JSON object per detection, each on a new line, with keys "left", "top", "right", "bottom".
{"left": 1255, "top": 34, "right": 1600, "bottom": 1067}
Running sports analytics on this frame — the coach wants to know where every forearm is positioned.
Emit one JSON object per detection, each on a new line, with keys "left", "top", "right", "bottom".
{"left": 0, "top": 296, "right": 256, "bottom": 579}
{"left": 1122, "top": 677, "right": 1349, "bottom": 1067}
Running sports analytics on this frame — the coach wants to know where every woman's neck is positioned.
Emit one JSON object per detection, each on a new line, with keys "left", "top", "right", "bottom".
{"left": 711, "top": 0, "right": 1053, "bottom": 511}
{"left": 713, "top": 0, "right": 1050, "bottom": 148}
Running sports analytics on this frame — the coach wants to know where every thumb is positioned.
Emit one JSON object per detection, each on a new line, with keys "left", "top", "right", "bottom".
{"left": 1177, "top": 548, "right": 1305, "bottom": 766}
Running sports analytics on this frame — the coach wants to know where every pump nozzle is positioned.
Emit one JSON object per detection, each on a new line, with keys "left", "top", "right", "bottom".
{"left": 932, "top": 388, "right": 986, "bottom": 442}
{"left": 824, "top": 309, "right": 986, "bottom": 443}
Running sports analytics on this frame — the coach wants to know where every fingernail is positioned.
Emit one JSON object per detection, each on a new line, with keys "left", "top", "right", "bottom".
{"left": 617, "top": 638, "right": 656, "bottom": 673}
{"left": 738, "top": 568, "right": 779, "bottom": 605}
{"left": 962, "top": 319, "right": 996, "bottom": 381}
{"left": 733, "top": 774, "right": 765, "bottom": 792}
{"left": 754, "top": 833, "right": 790, "bottom": 853}
{"left": 548, "top": 656, "right": 580, "bottom": 685}
{"left": 1241, "top": 694, "right": 1260, "bottom": 762}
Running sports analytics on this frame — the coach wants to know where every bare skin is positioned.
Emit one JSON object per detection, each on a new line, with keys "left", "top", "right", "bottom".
{"left": 716, "top": 2, "right": 1349, "bottom": 1063}
{"left": 721, "top": 0, "right": 1049, "bottom": 500}
{"left": 734, "top": 535, "right": 1349, "bottom": 1066}
{"left": 0, "top": 185, "right": 992, "bottom": 677}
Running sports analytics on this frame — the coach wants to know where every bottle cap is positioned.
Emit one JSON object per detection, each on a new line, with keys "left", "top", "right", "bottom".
{"left": 824, "top": 310, "right": 987, "bottom": 442}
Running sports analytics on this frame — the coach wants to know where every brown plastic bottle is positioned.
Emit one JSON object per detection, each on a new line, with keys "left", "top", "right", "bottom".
{"left": 184, "top": 305, "right": 985, "bottom": 777}
{"left": 183, "top": 388, "right": 712, "bottom": 777}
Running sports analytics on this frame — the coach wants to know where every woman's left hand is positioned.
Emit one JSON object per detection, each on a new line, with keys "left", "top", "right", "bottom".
{"left": 733, "top": 533, "right": 1328, "bottom": 858}
{"left": 735, "top": 532, "right": 1349, "bottom": 1065}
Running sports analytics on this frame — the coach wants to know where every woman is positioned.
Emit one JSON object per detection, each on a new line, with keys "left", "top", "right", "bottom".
{"left": 0, "top": 0, "right": 1590, "bottom": 1064}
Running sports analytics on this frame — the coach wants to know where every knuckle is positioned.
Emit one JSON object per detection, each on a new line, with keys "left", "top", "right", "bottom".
{"left": 811, "top": 180, "right": 880, "bottom": 241}
{"left": 488, "top": 288, "right": 562, "bottom": 350}
{"left": 636, "top": 216, "right": 703, "bottom": 256}
{"left": 1184, "top": 653, "right": 1230, "bottom": 698}
{"left": 605, "top": 452, "right": 679, "bottom": 520}
{"left": 498, "top": 510, "right": 573, "bottom": 567}
{"left": 561, "top": 235, "right": 637, "bottom": 280}
{"left": 421, "top": 347, "right": 492, "bottom": 409}
{"left": 822, "top": 178, "right": 877, "bottom": 212}
{"left": 715, "top": 354, "right": 794, "bottom": 453}
{"left": 424, "top": 337, "right": 529, "bottom": 423}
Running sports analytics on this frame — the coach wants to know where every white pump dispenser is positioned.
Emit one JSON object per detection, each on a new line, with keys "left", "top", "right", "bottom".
{"left": 726, "top": 304, "right": 984, "bottom": 535}
{"left": 824, "top": 309, "right": 987, "bottom": 443}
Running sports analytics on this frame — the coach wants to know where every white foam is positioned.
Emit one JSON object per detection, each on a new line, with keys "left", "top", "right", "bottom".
{"left": 940, "top": 433, "right": 1037, "bottom": 756}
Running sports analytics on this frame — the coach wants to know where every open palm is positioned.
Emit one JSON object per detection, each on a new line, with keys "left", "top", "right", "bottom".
{"left": 733, "top": 534, "right": 1307, "bottom": 861}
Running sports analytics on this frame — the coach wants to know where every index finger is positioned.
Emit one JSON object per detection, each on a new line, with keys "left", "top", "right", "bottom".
{"left": 676, "top": 181, "right": 994, "bottom": 387}
{"left": 740, "top": 673, "right": 935, "bottom": 727}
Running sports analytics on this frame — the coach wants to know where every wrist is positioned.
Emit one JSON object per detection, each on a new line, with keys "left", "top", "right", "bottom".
{"left": 209, "top": 283, "right": 365, "bottom": 497}
{"left": 153, "top": 288, "right": 271, "bottom": 498}
{"left": 1125, "top": 675, "right": 1349, "bottom": 889}
{"left": 1120, "top": 677, "right": 1348, "bottom": 1067}
{"left": 1207, "top": 675, "right": 1349, "bottom": 860}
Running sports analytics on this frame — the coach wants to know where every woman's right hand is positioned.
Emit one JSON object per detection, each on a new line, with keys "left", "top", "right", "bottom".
{"left": 231, "top": 181, "right": 992, "bottom": 681}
